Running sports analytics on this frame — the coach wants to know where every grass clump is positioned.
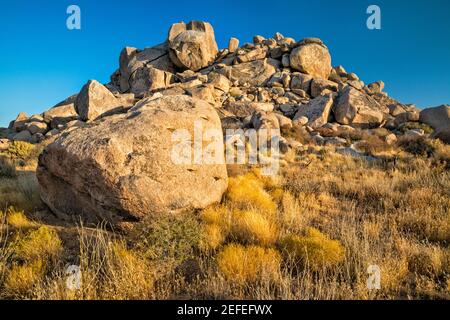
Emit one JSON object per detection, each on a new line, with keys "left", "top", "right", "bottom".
{"left": 5, "top": 141, "right": 35, "bottom": 160}
{"left": 4, "top": 259, "right": 46, "bottom": 297}
{"left": 0, "top": 157, "right": 16, "bottom": 178}
{"left": 230, "top": 210, "right": 278, "bottom": 246}
{"left": 217, "top": 244, "right": 281, "bottom": 284}
{"left": 226, "top": 172, "right": 277, "bottom": 215}
{"left": 5, "top": 208, "right": 37, "bottom": 229}
{"left": 280, "top": 228, "right": 345, "bottom": 271}
{"left": 13, "top": 226, "right": 62, "bottom": 263}
{"left": 397, "top": 136, "right": 436, "bottom": 157}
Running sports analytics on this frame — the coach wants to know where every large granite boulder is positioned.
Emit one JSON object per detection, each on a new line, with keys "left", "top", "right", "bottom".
{"left": 75, "top": 80, "right": 124, "bottom": 121}
{"left": 419, "top": 105, "right": 450, "bottom": 131}
{"left": 37, "top": 95, "right": 228, "bottom": 224}
{"left": 333, "top": 86, "right": 388, "bottom": 127}
{"left": 290, "top": 42, "right": 332, "bottom": 79}
{"left": 168, "top": 21, "right": 219, "bottom": 71}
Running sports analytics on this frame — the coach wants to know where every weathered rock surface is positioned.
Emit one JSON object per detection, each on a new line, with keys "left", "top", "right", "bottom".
{"left": 37, "top": 95, "right": 228, "bottom": 223}
{"left": 333, "top": 87, "right": 387, "bottom": 127}
{"left": 419, "top": 105, "right": 450, "bottom": 131}
{"left": 290, "top": 43, "right": 332, "bottom": 79}
{"left": 294, "top": 94, "right": 335, "bottom": 129}
{"left": 218, "top": 59, "right": 278, "bottom": 86}
{"left": 75, "top": 80, "right": 124, "bottom": 121}
{"left": 43, "top": 95, "right": 78, "bottom": 128}
{"left": 168, "top": 21, "right": 219, "bottom": 71}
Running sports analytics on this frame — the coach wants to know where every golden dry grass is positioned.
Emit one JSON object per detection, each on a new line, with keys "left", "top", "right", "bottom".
{"left": 217, "top": 244, "right": 281, "bottom": 284}
{"left": 0, "top": 137, "right": 449, "bottom": 300}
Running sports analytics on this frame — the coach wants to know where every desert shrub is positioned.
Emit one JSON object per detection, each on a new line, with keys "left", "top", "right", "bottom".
{"left": 12, "top": 226, "right": 62, "bottom": 263}
{"left": 0, "top": 156, "right": 16, "bottom": 178}
{"left": 200, "top": 224, "right": 225, "bottom": 251}
{"left": 201, "top": 205, "right": 229, "bottom": 227}
{"left": 279, "top": 228, "right": 345, "bottom": 271}
{"left": 283, "top": 125, "right": 311, "bottom": 144}
{"left": 5, "top": 207, "right": 37, "bottom": 229}
{"left": 407, "top": 246, "right": 444, "bottom": 277}
{"left": 0, "top": 174, "right": 41, "bottom": 212}
{"left": 104, "top": 241, "right": 154, "bottom": 299}
{"left": 398, "top": 122, "right": 434, "bottom": 135}
{"left": 397, "top": 136, "right": 436, "bottom": 157}
{"left": 5, "top": 141, "right": 34, "bottom": 160}
{"left": 73, "top": 227, "right": 156, "bottom": 300}
{"left": 226, "top": 173, "right": 277, "bottom": 215}
{"left": 4, "top": 259, "right": 46, "bottom": 297}
{"left": 217, "top": 244, "right": 281, "bottom": 284}
{"left": 133, "top": 213, "right": 202, "bottom": 268}
{"left": 355, "top": 135, "right": 391, "bottom": 155}
{"left": 230, "top": 210, "right": 278, "bottom": 246}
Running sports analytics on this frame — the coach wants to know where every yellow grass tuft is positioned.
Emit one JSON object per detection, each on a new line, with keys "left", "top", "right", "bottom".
{"left": 5, "top": 208, "right": 37, "bottom": 229}
{"left": 226, "top": 173, "right": 277, "bottom": 215}
{"left": 4, "top": 259, "right": 46, "bottom": 296}
{"left": 217, "top": 244, "right": 281, "bottom": 284}
{"left": 230, "top": 210, "right": 278, "bottom": 246}
{"left": 280, "top": 228, "right": 345, "bottom": 271}
{"left": 200, "top": 224, "right": 226, "bottom": 251}
{"left": 13, "top": 226, "right": 62, "bottom": 263}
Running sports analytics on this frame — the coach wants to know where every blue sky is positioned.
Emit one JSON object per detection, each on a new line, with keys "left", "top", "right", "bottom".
{"left": 0, "top": 0, "right": 449, "bottom": 126}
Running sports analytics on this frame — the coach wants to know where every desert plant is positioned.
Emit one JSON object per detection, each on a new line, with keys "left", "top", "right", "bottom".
{"left": 0, "top": 156, "right": 16, "bottom": 178}
{"left": 226, "top": 173, "right": 277, "bottom": 215}
{"left": 230, "top": 210, "right": 278, "bottom": 246}
{"left": 5, "top": 141, "right": 35, "bottom": 160}
{"left": 279, "top": 228, "right": 345, "bottom": 271}
{"left": 217, "top": 244, "right": 281, "bottom": 284}
{"left": 12, "top": 226, "right": 62, "bottom": 263}
{"left": 5, "top": 207, "right": 37, "bottom": 229}
{"left": 4, "top": 259, "right": 46, "bottom": 297}
{"left": 397, "top": 136, "right": 436, "bottom": 157}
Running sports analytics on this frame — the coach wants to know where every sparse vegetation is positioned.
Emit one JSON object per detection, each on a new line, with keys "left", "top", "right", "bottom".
{"left": 217, "top": 244, "right": 281, "bottom": 284}
{"left": 0, "top": 136, "right": 449, "bottom": 300}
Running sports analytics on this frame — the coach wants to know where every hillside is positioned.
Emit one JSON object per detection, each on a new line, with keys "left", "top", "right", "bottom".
{"left": 0, "top": 20, "right": 449, "bottom": 300}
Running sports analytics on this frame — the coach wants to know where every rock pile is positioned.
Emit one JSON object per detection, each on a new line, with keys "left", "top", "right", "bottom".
{"left": 2, "top": 21, "right": 448, "bottom": 223}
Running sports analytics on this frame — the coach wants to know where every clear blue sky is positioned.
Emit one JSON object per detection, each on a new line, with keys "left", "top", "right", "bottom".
{"left": 1, "top": 0, "right": 449, "bottom": 126}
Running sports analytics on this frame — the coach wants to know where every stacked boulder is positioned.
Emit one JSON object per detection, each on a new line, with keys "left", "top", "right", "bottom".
{"left": 2, "top": 20, "right": 448, "bottom": 223}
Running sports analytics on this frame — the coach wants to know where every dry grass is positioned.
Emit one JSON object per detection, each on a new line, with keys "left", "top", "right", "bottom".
{"left": 0, "top": 137, "right": 449, "bottom": 300}
{"left": 217, "top": 244, "right": 281, "bottom": 284}
{"left": 279, "top": 228, "right": 345, "bottom": 271}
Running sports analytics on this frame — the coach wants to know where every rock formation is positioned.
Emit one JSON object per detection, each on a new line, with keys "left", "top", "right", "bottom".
{"left": 1, "top": 20, "right": 448, "bottom": 223}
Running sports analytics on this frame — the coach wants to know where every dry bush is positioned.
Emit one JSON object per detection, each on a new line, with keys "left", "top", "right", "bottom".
{"left": 230, "top": 210, "right": 278, "bottom": 246}
{"left": 0, "top": 174, "right": 42, "bottom": 213}
{"left": 12, "top": 226, "right": 62, "bottom": 263}
{"left": 226, "top": 172, "right": 277, "bottom": 215}
{"left": 217, "top": 244, "right": 281, "bottom": 284}
{"left": 279, "top": 228, "right": 345, "bottom": 271}
{"left": 398, "top": 122, "right": 434, "bottom": 135}
{"left": 4, "top": 141, "right": 35, "bottom": 161}
{"left": 5, "top": 207, "right": 37, "bottom": 229}
{"left": 4, "top": 259, "right": 46, "bottom": 297}
{"left": 200, "top": 224, "right": 225, "bottom": 251}
{"left": 0, "top": 157, "right": 16, "bottom": 178}
{"left": 355, "top": 135, "right": 392, "bottom": 155}
{"left": 397, "top": 136, "right": 436, "bottom": 157}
